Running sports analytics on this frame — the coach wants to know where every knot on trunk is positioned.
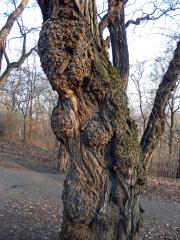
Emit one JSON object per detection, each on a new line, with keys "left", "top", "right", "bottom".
{"left": 82, "top": 119, "right": 113, "bottom": 148}
{"left": 51, "top": 98, "right": 79, "bottom": 142}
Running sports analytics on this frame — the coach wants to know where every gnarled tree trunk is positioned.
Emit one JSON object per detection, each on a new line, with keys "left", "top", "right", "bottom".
{"left": 37, "top": 0, "right": 180, "bottom": 239}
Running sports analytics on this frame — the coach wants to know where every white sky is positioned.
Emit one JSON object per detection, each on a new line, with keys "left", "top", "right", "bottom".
{"left": 1, "top": 0, "right": 179, "bottom": 62}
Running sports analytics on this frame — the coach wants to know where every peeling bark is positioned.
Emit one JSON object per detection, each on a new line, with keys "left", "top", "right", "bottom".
{"left": 37, "top": 0, "right": 145, "bottom": 239}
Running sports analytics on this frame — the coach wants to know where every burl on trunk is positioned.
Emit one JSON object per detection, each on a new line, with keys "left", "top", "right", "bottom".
{"left": 37, "top": 0, "right": 146, "bottom": 239}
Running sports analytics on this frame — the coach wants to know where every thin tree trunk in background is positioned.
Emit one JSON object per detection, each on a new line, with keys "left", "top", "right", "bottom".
{"left": 23, "top": 115, "right": 27, "bottom": 146}
{"left": 34, "top": 109, "right": 38, "bottom": 143}
{"left": 168, "top": 111, "right": 174, "bottom": 177}
{"left": 168, "top": 117, "right": 174, "bottom": 160}
{"left": 168, "top": 97, "right": 174, "bottom": 157}
{"left": 29, "top": 98, "right": 33, "bottom": 140}
{"left": 175, "top": 148, "right": 180, "bottom": 178}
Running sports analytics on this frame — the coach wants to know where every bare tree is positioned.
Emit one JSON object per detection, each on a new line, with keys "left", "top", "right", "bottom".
{"left": 130, "top": 62, "right": 148, "bottom": 132}
{"left": 0, "top": 55, "right": 47, "bottom": 145}
{"left": 36, "top": 0, "right": 180, "bottom": 239}
{"left": 125, "top": 0, "right": 180, "bottom": 28}
{"left": 166, "top": 84, "right": 180, "bottom": 162}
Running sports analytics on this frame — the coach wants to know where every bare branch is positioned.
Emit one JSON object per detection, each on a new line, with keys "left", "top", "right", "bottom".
{"left": 0, "top": 0, "right": 29, "bottom": 72}
{"left": 131, "top": 63, "right": 147, "bottom": 131}
{"left": 0, "top": 46, "right": 36, "bottom": 85}
{"left": 99, "top": 13, "right": 109, "bottom": 38}
{"left": 125, "top": 4, "right": 180, "bottom": 28}
{"left": 3, "top": 50, "right": 10, "bottom": 65}
{"left": 99, "top": 0, "right": 123, "bottom": 38}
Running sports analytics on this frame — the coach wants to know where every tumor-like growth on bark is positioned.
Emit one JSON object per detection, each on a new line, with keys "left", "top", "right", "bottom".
{"left": 38, "top": 1, "right": 146, "bottom": 239}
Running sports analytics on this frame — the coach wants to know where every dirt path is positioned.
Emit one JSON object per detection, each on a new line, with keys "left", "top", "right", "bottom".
{"left": 0, "top": 165, "right": 64, "bottom": 205}
{"left": 0, "top": 152, "right": 179, "bottom": 239}
{"left": 141, "top": 198, "right": 180, "bottom": 226}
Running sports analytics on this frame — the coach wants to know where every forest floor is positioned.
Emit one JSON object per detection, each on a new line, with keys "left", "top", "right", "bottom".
{"left": 0, "top": 139, "right": 180, "bottom": 240}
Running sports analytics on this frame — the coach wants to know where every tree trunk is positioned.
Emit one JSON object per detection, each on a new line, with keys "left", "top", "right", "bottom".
{"left": 28, "top": 98, "right": 33, "bottom": 141}
{"left": 37, "top": 1, "right": 145, "bottom": 239}
{"left": 108, "top": 7, "right": 129, "bottom": 92}
{"left": 176, "top": 148, "right": 180, "bottom": 178}
{"left": 168, "top": 112, "right": 174, "bottom": 176}
{"left": 23, "top": 114, "right": 27, "bottom": 146}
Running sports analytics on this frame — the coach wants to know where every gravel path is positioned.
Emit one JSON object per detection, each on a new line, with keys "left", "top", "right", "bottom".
{"left": 0, "top": 165, "right": 64, "bottom": 204}
{"left": 0, "top": 152, "right": 180, "bottom": 239}
{"left": 141, "top": 198, "right": 180, "bottom": 226}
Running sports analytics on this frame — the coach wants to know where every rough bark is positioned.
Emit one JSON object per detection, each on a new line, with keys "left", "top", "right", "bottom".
{"left": 57, "top": 143, "right": 70, "bottom": 172}
{"left": 108, "top": 7, "right": 129, "bottom": 92}
{"left": 99, "top": 1, "right": 128, "bottom": 92}
{"left": 37, "top": 1, "right": 145, "bottom": 239}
